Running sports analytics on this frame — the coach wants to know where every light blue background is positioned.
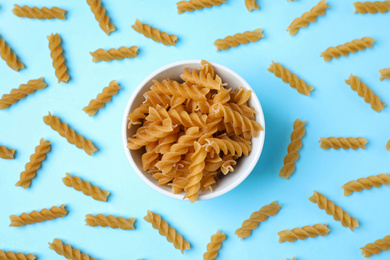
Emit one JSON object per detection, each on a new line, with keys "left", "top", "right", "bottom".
{"left": 1, "top": 0, "right": 390, "bottom": 259}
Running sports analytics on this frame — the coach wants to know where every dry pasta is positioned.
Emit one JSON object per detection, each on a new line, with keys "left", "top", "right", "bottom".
{"left": 62, "top": 173, "right": 110, "bottom": 202}
{"left": 0, "top": 145, "right": 15, "bottom": 159}
{"left": 86, "top": 0, "right": 116, "bottom": 35}
{"left": 180, "top": 67, "right": 226, "bottom": 90}
{"left": 0, "top": 36, "right": 25, "bottom": 71}
{"left": 386, "top": 140, "right": 390, "bottom": 150}
{"left": 203, "top": 230, "right": 226, "bottom": 260}
{"left": 245, "top": 0, "right": 259, "bottom": 12}
{"left": 10, "top": 204, "right": 68, "bottom": 227}
{"left": 177, "top": 0, "right": 227, "bottom": 14}
{"left": 320, "top": 37, "right": 375, "bottom": 62}
{"left": 90, "top": 46, "right": 139, "bottom": 62}
{"left": 85, "top": 214, "right": 135, "bottom": 230}
{"left": 47, "top": 33, "right": 70, "bottom": 83}
{"left": 287, "top": 258, "right": 296, "bottom": 260}
{"left": 354, "top": 1, "right": 390, "bottom": 14}
{"left": 319, "top": 137, "right": 367, "bottom": 150}
{"left": 0, "top": 250, "right": 36, "bottom": 260}
{"left": 12, "top": 4, "right": 67, "bottom": 19}
{"left": 132, "top": 19, "right": 178, "bottom": 46}
{"left": 361, "top": 235, "right": 390, "bottom": 257}
{"left": 379, "top": 68, "right": 390, "bottom": 81}
{"left": 49, "top": 238, "right": 97, "bottom": 260}
{"left": 278, "top": 224, "right": 330, "bottom": 243}
{"left": 214, "top": 29, "right": 264, "bottom": 51}
{"left": 342, "top": 173, "right": 390, "bottom": 196}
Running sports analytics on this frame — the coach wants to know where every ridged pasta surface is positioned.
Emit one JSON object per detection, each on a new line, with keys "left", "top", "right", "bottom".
{"left": 86, "top": 0, "right": 116, "bottom": 35}
{"left": 90, "top": 46, "right": 138, "bottom": 62}
{"left": 0, "top": 37, "right": 25, "bottom": 71}
{"left": 62, "top": 173, "right": 110, "bottom": 202}
{"left": 85, "top": 214, "right": 135, "bottom": 230}
{"left": 361, "top": 235, "right": 390, "bottom": 257}
{"left": 0, "top": 250, "right": 36, "bottom": 260}
{"left": 214, "top": 29, "right": 264, "bottom": 51}
{"left": 47, "top": 33, "right": 69, "bottom": 83}
{"left": 342, "top": 173, "right": 390, "bottom": 196}
{"left": 10, "top": 204, "right": 68, "bottom": 227}
{"left": 321, "top": 37, "right": 375, "bottom": 62}
{"left": 319, "top": 137, "right": 367, "bottom": 150}
{"left": 203, "top": 230, "right": 226, "bottom": 260}
{"left": 354, "top": 1, "right": 390, "bottom": 14}
{"left": 83, "top": 80, "right": 121, "bottom": 116}
{"left": 49, "top": 238, "right": 97, "bottom": 260}
{"left": 132, "top": 19, "right": 177, "bottom": 46}
{"left": 12, "top": 4, "right": 67, "bottom": 19}
{"left": 278, "top": 224, "right": 330, "bottom": 243}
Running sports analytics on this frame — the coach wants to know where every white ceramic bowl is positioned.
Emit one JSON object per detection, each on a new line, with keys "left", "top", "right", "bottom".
{"left": 122, "top": 59, "right": 265, "bottom": 201}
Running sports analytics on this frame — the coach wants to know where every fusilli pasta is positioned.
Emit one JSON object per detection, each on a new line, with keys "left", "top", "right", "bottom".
{"left": 0, "top": 145, "right": 15, "bottom": 159}
{"left": 214, "top": 29, "right": 264, "bottom": 51}
{"left": 245, "top": 0, "right": 259, "bottom": 12}
{"left": 0, "top": 36, "right": 25, "bottom": 71}
{"left": 177, "top": 0, "right": 227, "bottom": 14}
{"left": 47, "top": 33, "right": 69, "bottom": 83}
{"left": 0, "top": 250, "right": 36, "bottom": 260}
{"left": 85, "top": 214, "right": 135, "bottom": 230}
{"left": 379, "top": 68, "right": 390, "bottom": 81}
{"left": 319, "top": 137, "right": 367, "bottom": 150}
{"left": 62, "top": 173, "right": 110, "bottom": 202}
{"left": 278, "top": 224, "right": 330, "bottom": 243}
{"left": 132, "top": 19, "right": 178, "bottom": 46}
{"left": 320, "top": 37, "right": 375, "bottom": 62}
{"left": 342, "top": 173, "right": 390, "bottom": 196}
{"left": 12, "top": 4, "right": 67, "bottom": 19}
{"left": 10, "top": 204, "right": 68, "bottom": 227}
{"left": 90, "top": 46, "right": 138, "bottom": 62}
{"left": 361, "top": 235, "right": 390, "bottom": 257}
{"left": 180, "top": 68, "right": 226, "bottom": 90}
{"left": 49, "top": 238, "right": 97, "bottom": 260}
{"left": 354, "top": 1, "right": 390, "bottom": 14}
{"left": 86, "top": 0, "right": 116, "bottom": 35}
{"left": 203, "top": 230, "right": 226, "bottom": 260}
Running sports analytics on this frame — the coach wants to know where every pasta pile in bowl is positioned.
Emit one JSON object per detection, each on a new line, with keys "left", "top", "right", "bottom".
{"left": 122, "top": 60, "right": 265, "bottom": 202}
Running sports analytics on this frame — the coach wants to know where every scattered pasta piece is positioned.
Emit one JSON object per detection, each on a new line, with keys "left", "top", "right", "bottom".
{"left": 345, "top": 74, "right": 385, "bottom": 113}
{"left": 132, "top": 19, "right": 178, "bottom": 46}
{"left": 354, "top": 1, "right": 390, "bottom": 14}
{"left": 235, "top": 201, "right": 281, "bottom": 239}
{"left": 49, "top": 238, "right": 97, "bottom": 260}
{"left": 90, "top": 46, "right": 138, "bottom": 62}
{"left": 85, "top": 214, "right": 135, "bottom": 230}
{"left": 287, "top": 0, "right": 330, "bottom": 35}
{"left": 0, "top": 250, "right": 36, "bottom": 260}
{"left": 10, "top": 204, "right": 68, "bottom": 227}
{"left": 177, "top": 0, "right": 227, "bottom": 14}
{"left": 386, "top": 140, "right": 390, "bottom": 150}
{"left": 278, "top": 224, "right": 330, "bottom": 243}
{"left": 214, "top": 29, "right": 264, "bottom": 51}
{"left": 0, "top": 145, "right": 15, "bottom": 159}
{"left": 203, "top": 230, "right": 226, "bottom": 260}
{"left": 62, "top": 173, "right": 110, "bottom": 202}
{"left": 43, "top": 112, "right": 98, "bottom": 155}
{"left": 342, "top": 173, "right": 390, "bottom": 196}
{"left": 320, "top": 37, "right": 375, "bottom": 62}
{"left": 245, "top": 0, "right": 259, "bottom": 12}
{"left": 309, "top": 191, "right": 359, "bottom": 231}
{"left": 361, "top": 235, "right": 390, "bottom": 257}
{"left": 86, "top": 0, "right": 115, "bottom": 35}
{"left": 15, "top": 138, "right": 51, "bottom": 189}
{"left": 379, "top": 68, "right": 390, "bottom": 81}
{"left": 47, "top": 33, "right": 70, "bottom": 83}
{"left": 0, "top": 36, "right": 25, "bottom": 71}
{"left": 319, "top": 137, "right": 367, "bottom": 150}
{"left": 12, "top": 4, "right": 67, "bottom": 19}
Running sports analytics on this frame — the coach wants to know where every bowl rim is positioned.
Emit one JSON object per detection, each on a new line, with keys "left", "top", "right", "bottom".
{"left": 122, "top": 59, "right": 265, "bottom": 201}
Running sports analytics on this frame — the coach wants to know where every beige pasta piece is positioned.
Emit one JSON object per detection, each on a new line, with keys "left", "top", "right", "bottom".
{"left": 199, "top": 60, "right": 216, "bottom": 78}
{"left": 214, "top": 29, "right": 264, "bottom": 51}
{"left": 47, "top": 33, "right": 69, "bottom": 83}
{"left": 287, "top": 258, "right": 296, "bottom": 260}
{"left": 235, "top": 201, "right": 281, "bottom": 239}
{"left": 82, "top": 80, "right": 121, "bottom": 116}
{"left": 203, "top": 230, "right": 226, "bottom": 260}
{"left": 181, "top": 68, "right": 226, "bottom": 90}
{"left": 319, "top": 137, "right": 367, "bottom": 150}
{"left": 309, "top": 191, "right": 359, "bottom": 231}
{"left": 86, "top": 0, "right": 116, "bottom": 35}
{"left": 345, "top": 74, "right": 385, "bottom": 113}
{"left": 287, "top": 0, "right": 330, "bottom": 35}
{"left": 90, "top": 46, "right": 138, "bottom": 62}
{"left": 320, "top": 37, "right": 375, "bottom": 62}
{"left": 342, "top": 173, "right": 390, "bottom": 196}
{"left": 43, "top": 112, "right": 98, "bottom": 155}
{"left": 0, "top": 145, "right": 15, "bottom": 159}
{"left": 12, "top": 4, "right": 67, "bottom": 19}
{"left": 62, "top": 173, "right": 110, "bottom": 202}
{"left": 151, "top": 79, "right": 210, "bottom": 100}
{"left": 0, "top": 77, "right": 47, "bottom": 110}
{"left": 132, "top": 19, "right": 178, "bottom": 46}
{"left": 245, "top": 0, "right": 259, "bottom": 11}
{"left": 0, "top": 36, "right": 25, "bottom": 71}
{"left": 268, "top": 61, "right": 313, "bottom": 96}
{"left": 279, "top": 119, "right": 306, "bottom": 180}
{"left": 386, "top": 140, "right": 390, "bottom": 150}
{"left": 16, "top": 138, "right": 51, "bottom": 189}
{"left": 354, "top": 1, "right": 390, "bottom": 14}
{"left": 0, "top": 250, "right": 36, "bottom": 260}
{"left": 49, "top": 238, "right": 97, "bottom": 260}
{"left": 85, "top": 214, "right": 135, "bottom": 230}
{"left": 379, "top": 68, "right": 390, "bottom": 81}
{"left": 10, "top": 204, "right": 68, "bottom": 227}
{"left": 361, "top": 235, "right": 390, "bottom": 257}
{"left": 177, "top": 0, "right": 227, "bottom": 14}
{"left": 278, "top": 224, "right": 330, "bottom": 243}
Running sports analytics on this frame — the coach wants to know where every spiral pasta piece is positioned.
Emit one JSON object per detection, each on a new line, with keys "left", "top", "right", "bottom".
{"left": 203, "top": 230, "right": 226, "bottom": 260}
{"left": 151, "top": 79, "right": 210, "bottom": 101}
{"left": 86, "top": 0, "right": 115, "bottom": 35}
{"left": 181, "top": 68, "right": 226, "bottom": 90}
{"left": 49, "top": 238, "right": 97, "bottom": 260}
{"left": 85, "top": 214, "right": 135, "bottom": 230}
{"left": 279, "top": 119, "right": 306, "bottom": 180}
{"left": 10, "top": 204, "right": 68, "bottom": 227}
{"left": 235, "top": 201, "right": 281, "bottom": 239}
{"left": 62, "top": 173, "right": 110, "bottom": 202}
{"left": 144, "top": 210, "right": 191, "bottom": 253}
{"left": 205, "top": 137, "right": 251, "bottom": 157}
{"left": 177, "top": 0, "right": 227, "bottom": 14}
{"left": 0, "top": 37, "right": 25, "bottom": 71}
{"left": 345, "top": 74, "right": 385, "bottom": 113}
{"left": 342, "top": 173, "right": 390, "bottom": 196}
{"left": 319, "top": 137, "right": 367, "bottom": 150}
{"left": 278, "top": 224, "right": 330, "bottom": 243}
{"left": 90, "top": 46, "right": 138, "bottom": 62}
{"left": 361, "top": 235, "right": 390, "bottom": 257}
{"left": 245, "top": 0, "right": 259, "bottom": 11}
{"left": 0, "top": 250, "right": 36, "bottom": 260}
{"left": 321, "top": 37, "right": 375, "bottom": 62}
{"left": 354, "top": 1, "right": 390, "bottom": 14}
{"left": 214, "top": 29, "right": 264, "bottom": 51}
{"left": 43, "top": 112, "right": 98, "bottom": 155}
{"left": 82, "top": 80, "right": 121, "bottom": 116}
{"left": 0, "top": 77, "right": 47, "bottom": 110}
{"left": 132, "top": 19, "right": 177, "bottom": 46}
{"left": 15, "top": 138, "right": 51, "bottom": 189}
{"left": 47, "top": 33, "right": 69, "bottom": 83}
{"left": 287, "top": 0, "right": 330, "bottom": 35}
{"left": 309, "top": 191, "right": 359, "bottom": 231}
{"left": 268, "top": 61, "right": 313, "bottom": 96}
{"left": 199, "top": 60, "right": 216, "bottom": 79}
{"left": 0, "top": 145, "right": 15, "bottom": 159}
{"left": 379, "top": 68, "right": 390, "bottom": 81}
{"left": 12, "top": 4, "right": 67, "bottom": 19}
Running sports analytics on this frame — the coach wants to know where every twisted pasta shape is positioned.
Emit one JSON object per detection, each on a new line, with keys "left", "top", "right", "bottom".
{"left": 342, "top": 173, "right": 390, "bottom": 196}
{"left": 132, "top": 19, "right": 177, "bottom": 46}
{"left": 205, "top": 137, "right": 251, "bottom": 157}
{"left": 144, "top": 210, "right": 191, "bottom": 253}
{"left": 345, "top": 74, "right": 385, "bottom": 113}
{"left": 82, "top": 80, "right": 121, "bottom": 116}
{"left": 319, "top": 137, "right": 367, "bottom": 150}
{"left": 10, "top": 204, "right": 68, "bottom": 227}
{"left": 361, "top": 235, "right": 390, "bottom": 257}
{"left": 245, "top": 0, "right": 260, "bottom": 11}
{"left": 386, "top": 140, "right": 390, "bottom": 151}
{"left": 15, "top": 138, "right": 51, "bottom": 189}
{"left": 12, "top": 4, "right": 67, "bottom": 19}
{"left": 0, "top": 77, "right": 47, "bottom": 110}
{"left": 287, "top": 0, "right": 330, "bottom": 35}
{"left": 0, "top": 37, "right": 25, "bottom": 71}
{"left": 309, "top": 191, "right": 359, "bottom": 231}
{"left": 47, "top": 33, "right": 69, "bottom": 84}
{"left": 199, "top": 60, "right": 216, "bottom": 79}
{"left": 320, "top": 37, "right": 375, "bottom": 62}
{"left": 86, "top": 0, "right": 116, "bottom": 35}
{"left": 63, "top": 173, "right": 110, "bottom": 202}
{"left": 278, "top": 224, "right": 330, "bottom": 243}
{"left": 203, "top": 230, "right": 226, "bottom": 260}
{"left": 127, "top": 102, "right": 151, "bottom": 128}
{"left": 90, "top": 46, "right": 138, "bottom": 62}
{"left": 43, "top": 112, "right": 98, "bottom": 156}
{"left": 168, "top": 108, "right": 207, "bottom": 128}
{"left": 214, "top": 29, "right": 264, "bottom": 51}
{"left": 181, "top": 68, "right": 226, "bottom": 90}
{"left": 268, "top": 61, "right": 314, "bottom": 96}
{"left": 49, "top": 238, "right": 97, "bottom": 260}
{"left": 0, "top": 145, "right": 15, "bottom": 159}
{"left": 279, "top": 119, "right": 306, "bottom": 180}
{"left": 151, "top": 79, "right": 210, "bottom": 101}
{"left": 85, "top": 214, "right": 135, "bottom": 230}
{"left": 235, "top": 201, "right": 281, "bottom": 239}
{"left": 379, "top": 68, "right": 390, "bottom": 81}
{"left": 354, "top": 1, "right": 390, "bottom": 14}
{"left": 177, "top": 0, "right": 227, "bottom": 14}
{"left": 0, "top": 250, "right": 36, "bottom": 260}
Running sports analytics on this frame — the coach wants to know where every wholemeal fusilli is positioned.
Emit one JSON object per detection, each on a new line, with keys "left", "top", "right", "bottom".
{"left": 278, "top": 224, "right": 330, "bottom": 243}
{"left": 245, "top": 0, "right": 259, "bottom": 12}
{"left": 85, "top": 214, "right": 135, "bottom": 230}
{"left": 379, "top": 68, "right": 390, "bottom": 81}
{"left": 49, "top": 238, "right": 97, "bottom": 260}
{"left": 319, "top": 137, "right": 367, "bottom": 150}
{"left": 320, "top": 37, "right": 375, "bottom": 62}
{"left": 177, "top": 0, "right": 227, "bottom": 14}
{"left": 181, "top": 67, "right": 226, "bottom": 90}
{"left": 0, "top": 145, "right": 15, "bottom": 159}
{"left": 47, "top": 33, "right": 69, "bottom": 83}
{"left": 0, "top": 250, "right": 36, "bottom": 260}
{"left": 62, "top": 173, "right": 110, "bottom": 202}
{"left": 214, "top": 29, "right": 264, "bottom": 51}
{"left": 12, "top": 4, "right": 67, "bottom": 19}
{"left": 132, "top": 19, "right": 178, "bottom": 46}
{"left": 203, "top": 230, "right": 226, "bottom": 260}
{"left": 86, "top": 0, "right": 116, "bottom": 35}
{"left": 342, "top": 173, "right": 390, "bottom": 196}
{"left": 10, "top": 204, "right": 68, "bottom": 227}
{"left": 361, "top": 235, "right": 390, "bottom": 257}
{"left": 0, "top": 36, "right": 25, "bottom": 71}
{"left": 354, "top": 1, "right": 390, "bottom": 14}
{"left": 90, "top": 46, "right": 139, "bottom": 62}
